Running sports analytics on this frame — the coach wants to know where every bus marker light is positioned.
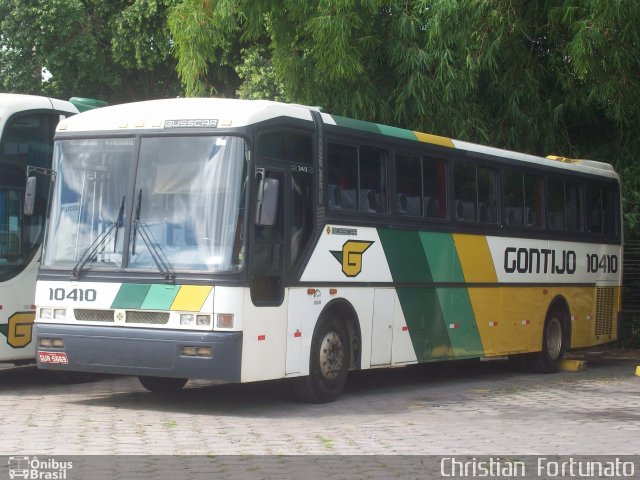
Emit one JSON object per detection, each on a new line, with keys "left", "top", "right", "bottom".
{"left": 307, "top": 288, "right": 316, "bottom": 295}
{"left": 294, "top": 330, "right": 301, "bottom": 338}
{"left": 449, "top": 324, "right": 460, "bottom": 329}
{"left": 216, "top": 314, "right": 234, "bottom": 329}
{"left": 521, "top": 320, "right": 530, "bottom": 325}
{"left": 488, "top": 322, "right": 498, "bottom": 327}
{"left": 258, "top": 335, "right": 266, "bottom": 341}
{"left": 330, "top": 288, "right": 338, "bottom": 295}
{"left": 402, "top": 326, "right": 408, "bottom": 332}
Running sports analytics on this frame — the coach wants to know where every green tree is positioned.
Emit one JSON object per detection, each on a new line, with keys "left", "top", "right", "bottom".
{"left": 168, "top": 0, "right": 640, "bottom": 236}
{"left": 0, "top": 0, "right": 182, "bottom": 102}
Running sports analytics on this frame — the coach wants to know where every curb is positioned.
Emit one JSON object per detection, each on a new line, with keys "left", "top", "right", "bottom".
{"left": 559, "top": 359, "right": 586, "bottom": 372}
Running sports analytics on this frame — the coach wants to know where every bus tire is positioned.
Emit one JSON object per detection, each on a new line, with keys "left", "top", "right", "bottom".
{"left": 528, "top": 306, "right": 567, "bottom": 373}
{"left": 294, "top": 316, "right": 350, "bottom": 403}
{"left": 138, "top": 376, "right": 188, "bottom": 393}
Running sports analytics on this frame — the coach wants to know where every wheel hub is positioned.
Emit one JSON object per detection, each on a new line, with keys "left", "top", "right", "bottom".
{"left": 319, "top": 331, "right": 345, "bottom": 380}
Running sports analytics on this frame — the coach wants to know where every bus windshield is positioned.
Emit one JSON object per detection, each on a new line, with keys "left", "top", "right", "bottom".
{"left": 43, "top": 136, "right": 248, "bottom": 274}
{"left": 0, "top": 113, "right": 55, "bottom": 282}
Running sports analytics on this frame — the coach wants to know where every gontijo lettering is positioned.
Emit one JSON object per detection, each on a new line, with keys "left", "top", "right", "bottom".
{"left": 504, "top": 247, "right": 577, "bottom": 274}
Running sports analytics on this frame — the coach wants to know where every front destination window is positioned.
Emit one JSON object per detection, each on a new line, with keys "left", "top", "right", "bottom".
{"left": 43, "top": 136, "right": 248, "bottom": 274}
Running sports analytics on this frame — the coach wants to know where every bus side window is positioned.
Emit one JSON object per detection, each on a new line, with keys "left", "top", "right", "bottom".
{"left": 504, "top": 171, "right": 542, "bottom": 228}
{"left": 327, "top": 143, "right": 357, "bottom": 211}
{"left": 587, "top": 184, "right": 617, "bottom": 235}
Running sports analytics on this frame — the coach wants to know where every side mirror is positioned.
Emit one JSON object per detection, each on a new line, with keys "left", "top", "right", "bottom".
{"left": 255, "top": 170, "right": 279, "bottom": 226}
{"left": 24, "top": 176, "right": 37, "bottom": 216}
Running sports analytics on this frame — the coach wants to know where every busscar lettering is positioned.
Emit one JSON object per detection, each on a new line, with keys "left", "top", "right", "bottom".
{"left": 164, "top": 119, "right": 218, "bottom": 129}
{"left": 504, "top": 247, "right": 576, "bottom": 274}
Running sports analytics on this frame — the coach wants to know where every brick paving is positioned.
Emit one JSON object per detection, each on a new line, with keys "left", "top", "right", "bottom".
{"left": 1, "top": 354, "right": 639, "bottom": 456}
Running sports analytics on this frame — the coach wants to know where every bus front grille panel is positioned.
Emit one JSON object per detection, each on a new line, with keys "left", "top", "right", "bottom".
{"left": 594, "top": 287, "right": 616, "bottom": 336}
{"left": 125, "top": 311, "right": 170, "bottom": 325}
{"left": 74, "top": 309, "right": 115, "bottom": 322}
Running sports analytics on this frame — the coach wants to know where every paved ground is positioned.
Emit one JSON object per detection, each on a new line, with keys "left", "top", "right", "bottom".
{"left": 1, "top": 350, "right": 639, "bottom": 456}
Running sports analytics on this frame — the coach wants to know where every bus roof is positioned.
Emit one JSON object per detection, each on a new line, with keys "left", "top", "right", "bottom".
{"left": 57, "top": 97, "right": 617, "bottom": 179}
{"left": 0, "top": 93, "right": 78, "bottom": 118}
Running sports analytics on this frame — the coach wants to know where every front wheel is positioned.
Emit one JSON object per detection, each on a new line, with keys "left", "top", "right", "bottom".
{"left": 139, "top": 376, "right": 188, "bottom": 393}
{"left": 294, "top": 316, "right": 350, "bottom": 403}
{"left": 528, "top": 307, "right": 567, "bottom": 373}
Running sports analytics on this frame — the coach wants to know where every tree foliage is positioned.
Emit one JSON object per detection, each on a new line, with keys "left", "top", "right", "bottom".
{"left": 169, "top": 0, "right": 640, "bottom": 236}
{"left": 0, "top": 0, "right": 182, "bottom": 102}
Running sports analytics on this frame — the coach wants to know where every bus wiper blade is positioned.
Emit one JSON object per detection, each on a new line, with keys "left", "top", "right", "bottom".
{"left": 71, "top": 222, "right": 117, "bottom": 278}
{"left": 71, "top": 197, "right": 125, "bottom": 278}
{"left": 132, "top": 189, "right": 142, "bottom": 255}
{"left": 112, "top": 196, "right": 125, "bottom": 253}
{"left": 134, "top": 222, "right": 175, "bottom": 283}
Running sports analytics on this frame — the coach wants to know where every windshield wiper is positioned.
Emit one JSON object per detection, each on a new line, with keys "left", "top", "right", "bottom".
{"left": 71, "top": 196, "right": 125, "bottom": 278}
{"left": 131, "top": 189, "right": 175, "bottom": 283}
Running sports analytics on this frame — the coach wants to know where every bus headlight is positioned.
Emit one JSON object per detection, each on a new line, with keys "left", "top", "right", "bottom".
{"left": 53, "top": 309, "right": 67, "bottom": 320}
{"left": 196, "top": 314, "right": 211, "bottom": 326}
{"left": 40, "top": 308, "right": 52, "bottom": 320}
{"left": 180, "top": 314, "right": 195, "bottom": 325}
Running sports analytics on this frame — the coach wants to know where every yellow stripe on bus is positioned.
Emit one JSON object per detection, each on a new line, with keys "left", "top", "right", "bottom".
{"left": 170, "top": 285, "right": 213, "bottom": 312}
{"left": 452, "top": 234, "right": 497, "bottom": 283}
{"left": 413, "top": 132, "right": 455, "bottom": 148}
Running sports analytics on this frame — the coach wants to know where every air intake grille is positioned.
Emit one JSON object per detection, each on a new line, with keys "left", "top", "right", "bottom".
{"left": 594, "top": 287, "right": 616, "bottom": 336}
{"left": 74, "top": 309, "right": 114, "bottom": 322}
{"left": 125, "top": 311, "right": 170, "bottom": 325}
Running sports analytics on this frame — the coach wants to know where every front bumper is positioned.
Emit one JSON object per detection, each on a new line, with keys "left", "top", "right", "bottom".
{"left": 35, "top": 323, "right": 242, "bottom": 381}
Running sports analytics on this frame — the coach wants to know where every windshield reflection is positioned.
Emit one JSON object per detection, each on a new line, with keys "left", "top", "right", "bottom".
{"left": 43, "top": 136, "right": 248, "bottom": 274}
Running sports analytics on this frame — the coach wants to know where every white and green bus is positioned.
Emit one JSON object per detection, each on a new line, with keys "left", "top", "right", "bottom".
{"left": 32, "top": 98, "right": 622, "bottom": 401}
{"left": 0, "top": 94, "right": 79, "bottom": 365}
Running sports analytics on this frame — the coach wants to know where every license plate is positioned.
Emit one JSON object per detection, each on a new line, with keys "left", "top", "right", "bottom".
{"left": 38, "top": 351, "right": 68, "bottom": 364}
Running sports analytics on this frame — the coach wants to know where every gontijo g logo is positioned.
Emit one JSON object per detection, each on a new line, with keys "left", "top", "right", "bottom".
{"left": 330, "top": 240, "right": 374, "bottom": 277}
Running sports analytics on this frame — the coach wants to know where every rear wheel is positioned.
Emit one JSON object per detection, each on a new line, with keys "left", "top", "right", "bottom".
{"left": 528, "top": 306, "right": 567, "bottom": 373}
{"left": 294, "top": 316, "right": 350, "bottom": 403}
{"left": 139, "top": 376, "right": 188, "bottom": 393}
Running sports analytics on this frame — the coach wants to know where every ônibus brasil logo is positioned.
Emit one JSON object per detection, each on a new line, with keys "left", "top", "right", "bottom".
{"left": 330, "top": 240, "right": 374, "bottom": 277}
{"left": 8, "top": 457, "right": 72, "bottom": 480}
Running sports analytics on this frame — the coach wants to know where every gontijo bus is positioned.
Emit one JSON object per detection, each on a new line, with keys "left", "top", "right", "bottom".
{"left": 0, "top": 94, "right": 78, "bottom": 365}
{"left": 32, "top": 98, "right": 622, "bottom": 402}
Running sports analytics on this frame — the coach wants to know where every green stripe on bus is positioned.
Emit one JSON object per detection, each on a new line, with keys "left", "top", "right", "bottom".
{"left": 0, "top": 323, "right": 7, "bottom": 339}
{"left": 331, "top": 115, "right": 381, "bottom": 134}
{"left": 396, "top": 287, "right": 453, "bottom": 361}
{"left": 376, "top": 124, "right": 417, "bottom": 141}
{"left": 378, "top": 229, "right": 432, "bottom": 283}
{"left": 331, "top": 115, "right": 419, "bottom": 142}
{"left": 140, "top": 284, "right": 181, "bottom": 310}
{"left": 436, "top": 288, "right": 485, "bottom": 357}
{"left": 419, "top": 232, "right": 465, "bottom": 282}
{"left": 111, "top": 283, "right": 151, "bottom": 309}
{"left": 379, "top": 228, "right": 485, "bottom": 359}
